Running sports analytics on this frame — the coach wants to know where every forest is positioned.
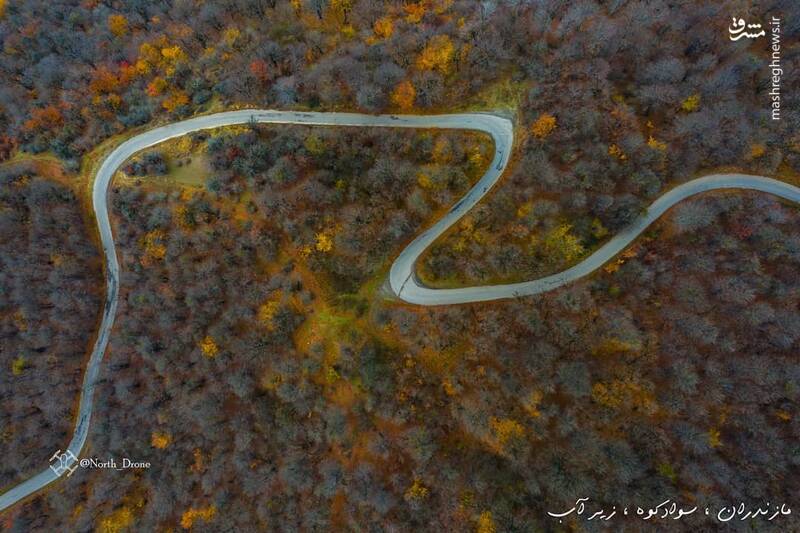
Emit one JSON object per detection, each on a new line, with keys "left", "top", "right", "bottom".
{"left": 0, "top": 0, "right": 798, "bottom": 531}
{"left": 5, "top": 127, "right": 800, "bottom": 531}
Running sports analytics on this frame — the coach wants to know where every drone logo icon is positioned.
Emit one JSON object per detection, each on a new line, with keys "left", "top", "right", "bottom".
{"left": 49, "top": 449, "right": 79, "bottom": 477}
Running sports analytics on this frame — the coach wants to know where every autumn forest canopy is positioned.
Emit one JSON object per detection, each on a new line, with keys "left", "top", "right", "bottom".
{"left": 0, "top": 0, "right": 795, "bottom": 169}
{"left": 1, "top": 0, "right": 799, "bottom": 531}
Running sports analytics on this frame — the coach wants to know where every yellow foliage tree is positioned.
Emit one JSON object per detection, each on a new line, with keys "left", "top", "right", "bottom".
{"left": 647, "top": 136, "right": 667, "bottom": 151}
{"left": 170, "top": 135, "right": 193, "bottom": 156}
{"left": 416, "top": 35, "right": 455, "bottom": 73}
{"left": 107, "top": 93, "right": 122, "bottom": 109}
{"left": 143, "top": 229, "right": 167, "bottom": 263}
{"left": 591, "top": 379, "right": 657, "bottom": 414}
{"left": 315, "top": 231, "right": 333, "bottom": 252}
{"left": 417, "top": 171, "right": 432, "bottom": 189}
{"left": 530, "top": 113, "right": 556, "bottom": 138}
{"left": 304, "top": 134, "right": 325, "bottom": 155}
{"left": 708, "top": 428, "right": 722, "bottom": 448}
{"left": 391, "top": 80, "right": 416, "bottom": 110}
{"left": 0, "top": 0, "right": 7, "bottom": 19}
{"left": 199, "top": 336, "right": 219, "bottom": 358}
{"left": 516, "top": 201, "right": 533, "bottom": 219}
{"left": 593, "top": 337, "right": 640, "bottom": 357}
{"left": 434, "top": 0, "right": 454, "bottom": 14}
{"left": 523, "top": 390, "right": 543, "bottom": 418}
{"left": 108, "top": 15, "right": 129, "bottom": 37}
{"left": 138, "top": 42, "right": 162, "bottom": 67}
{"left": 258, "top": 293, "right": 282, "bottom": 330}
{"left": 490, "top": 417, "right": 525, "bottom": 448}
{"left": 11, "top": 356, "right": 26, "bottom": 376}
{"left": 148, "top": 43, "right": 187, "bottom": 76}
{"left": 180, "top": 505, "right": 216, "bottom": 529}
{"left": 477, "top": 510, "right": 497, "bottom": 533}
{"left": 223, "top": 27, "right": 241, "bottom": 47}
{"left": 98, "top": 506, "right": 134, "bottom": 533}
{"left": 750, "top": 143, "right": 766, "bottom": 158}
{"left": 608, "top": 143, "right": 626, "bottom": 160}
{"left": 12, "top": 310, "right": 26, "bottom": 332}
{"left": 161, "top": 45, "right": 187, "bottom": 64}
{"left": 591, "top": 218, "right": 608, "bottom": 239}
{"left": 466, "top": 142, "right": 487, "bottom": 169}
{"left": 151, "top": 431, "right": 172, "bottom": 449}
{"left": 330, "top": 0, "right": 353, "bottom": 21}
{"left": 191, "top": 448, "right": 205, "bottom": 473}
{"left": 405, "top": 478, "right": 430, "bottom": 501}
{"left": 681, "top": 93, "right": 700, "bottom": 112}
{"left": 135, "top": 59, "right": 151, "bottom": 76}
{"left": 432, "top": 136, "right": 452, "bottom": 163}
{"left": 541, "top": 224, "right": 584, "bottom": 263}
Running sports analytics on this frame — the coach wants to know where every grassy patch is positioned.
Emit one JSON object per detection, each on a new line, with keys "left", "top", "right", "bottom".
{"left": 460, "top": 76, "right": 530, "bottom": 113}
{"left": 163, "top": 154, "right": 208, "bottom": 187}
{"left": 115, "top": 135, "right": 209, "bottom": 189}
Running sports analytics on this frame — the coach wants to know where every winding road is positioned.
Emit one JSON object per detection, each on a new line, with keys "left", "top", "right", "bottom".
{"left": 2, "top": 110, "right": 800, "bottom": 512}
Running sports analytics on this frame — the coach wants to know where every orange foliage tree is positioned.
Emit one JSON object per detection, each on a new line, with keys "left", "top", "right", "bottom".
{"left": 391, "top": 80, "right": 416, "bottom": 110}
{"left": 23, "top": 106, "right": 63, "bottom": 132}
{"left": 90, "top": 67, "right": 121, "bottom": 95}
{"left": 373, "top": 16, "right": 394, "bottom": 39}
{"left": 162, "top": 90, "right": 189, "bottom": 112}
{"left": 530, "top": 113, "right": 556, "bottom": 138}
{"left": 404, "top": 2, "right": 426, "bottom": 23}
{"left": 250, "top": 59, "right": 270, "bottom": 83}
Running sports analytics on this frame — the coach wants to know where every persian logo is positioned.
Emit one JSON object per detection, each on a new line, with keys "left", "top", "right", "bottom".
{"left": 49, "top": 449, "right": 79, "bottom": 477}
{"left": 728, "top": 17, "right": 765, "bottom": 40}
{"left": 729, "top": 15, "right": 783, "bottom": 120}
